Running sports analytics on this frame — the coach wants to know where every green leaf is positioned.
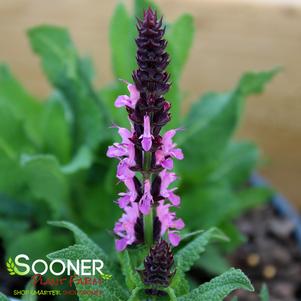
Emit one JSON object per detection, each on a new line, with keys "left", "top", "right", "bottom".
{"left": 177, "top": 69, "right": 278, "bottom": 181}
{"left": 195, "top": 245, "right": 230, "bottom": 275}
{"left": 20, "top": 154, "right": 68, "bottom": 216}
{"left": 178, "top": 182, "right": 234, "bottom": 229}
{"left": 99, "top": 82, "right": 128, "bottom": 126}
{"left": 0, "top": 65, "right": 43, "bottom": 149}
{"left": 209, "top": 141, "right": 259, "bottom": 185}
{"left": 260, "top": 284, "right": 270, "bottom": 301}
{"left": 165, "top": 14, "right": 195, "bottom": 129}
{"left": 7, "top": 227, "right": 70, "bottom": 266}
{"left": 40, "top": 95, "right": 71, "bottom": 164}
{"left": 178, "top": 268, "right": 254, "bottom": 301}
{"left": 61, "top": 145, "right": 92, "bottom": 174}
{"left": 109, "top": 3, "right": 136, "bottom": 81}
{"left": 0, "top": 292, "right": 10, "bottom": 301}
{"left": 175, "top": 228, "right": 228, "bottom": 272}
{"left": 118, "top": 250, "right": 141, "bottom": 290}
{"left": 48, "top": 221, "right": 108, "bottom": 263}
{"left": 166, "top": 14, "right": 194, "bottom": 80}
{"left": 170, "top": 268, "right": 190, "bottom": 297}
{"left": 28, "top": 25, "right": 109, "bottom": 152}
{"left": 48, "top": 244, "right": 128, "bottom": 301}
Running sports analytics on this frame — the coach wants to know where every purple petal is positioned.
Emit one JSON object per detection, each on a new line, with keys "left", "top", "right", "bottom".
{"left": 142, "top": 137, "right": 152, "bottom": 151}
{"left": 168, "top": 191, "right": 180, "bottom": 206}
{"left": 171, "top": 148, "right": 184, "bottom": 160}
{"left": 139, "top": 200, "right": 151, "bottom": 215}
{"left": 117, "top": 194, "right": 131, "bottom": 208}
{"left": 118, "top": 127, "right": 132, "bottom": 143}
{"left": 117, "top": 160, "right": 135, "bottom": 181}
{"left": 115, "top": 95, "right": 130, "bottom": 108}
{"left": 128, "top": 84, "right": 140, "bottom": 106}
{"left": 106, "top": 144, "right": 126, "bottom": 158}
{"left": 162, "top": 158, "right": 173, "bottom": 170}
{"left": 115, "top": 238, "right": 128, "bottom": 252}
{"left": 173, "top": 218, "right": 185, "bottom": 229}
{"left": 168, "top": 232, "right": 181, "bottom": 246}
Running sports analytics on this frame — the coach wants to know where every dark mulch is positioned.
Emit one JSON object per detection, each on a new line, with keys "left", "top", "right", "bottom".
{"left": 227, "top": 203, "right": 301, "bottom": 301}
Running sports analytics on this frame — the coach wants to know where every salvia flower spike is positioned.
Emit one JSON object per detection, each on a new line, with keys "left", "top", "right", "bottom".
{"left": 107, "top": 8, "right": 184, "bottom": 275}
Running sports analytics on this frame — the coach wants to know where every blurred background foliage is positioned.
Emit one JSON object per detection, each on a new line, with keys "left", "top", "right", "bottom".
{"left": 0, "top": 0, "right": 277, "bottom": 275}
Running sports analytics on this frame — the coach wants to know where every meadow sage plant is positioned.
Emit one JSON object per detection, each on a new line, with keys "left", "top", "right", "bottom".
{"left": 0, "top": 1, "right": 278, "bottom": 300}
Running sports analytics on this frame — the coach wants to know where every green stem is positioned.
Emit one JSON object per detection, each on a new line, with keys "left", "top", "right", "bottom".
{"left": 144, "top": 207, "right": 153, "bottom": 249}
{"left": 128, "top": 287, "right": 141, "bottom": 301}
{"left": 142, "top": 151, "right": 153, "bottom": 249}
{"left": 164, "top": 287, "right": 177, "bottom": 301}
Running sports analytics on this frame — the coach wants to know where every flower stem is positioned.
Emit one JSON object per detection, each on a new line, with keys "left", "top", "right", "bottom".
{"left": 144, "top": 207, "right": 153, "bottom": 249}
{"left": 143, "top": 150, "right": 153, "bottom": 248}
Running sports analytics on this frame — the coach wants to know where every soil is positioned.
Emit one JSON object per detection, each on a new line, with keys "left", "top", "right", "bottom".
{"left": 227, "top": 203, "right": 301, "bottom": 301}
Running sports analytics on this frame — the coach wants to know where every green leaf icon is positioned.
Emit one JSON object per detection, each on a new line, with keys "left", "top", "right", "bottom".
{"left": 6, "top": 258, "right": 16, "bottom": 276}
{"left": 101, "top": 273, "right": 112, "bottom": 280}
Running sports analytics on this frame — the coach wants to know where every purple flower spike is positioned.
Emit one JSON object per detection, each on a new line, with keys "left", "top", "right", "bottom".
{"left": 107, "top": 8, "right": 185, "bottom": 252}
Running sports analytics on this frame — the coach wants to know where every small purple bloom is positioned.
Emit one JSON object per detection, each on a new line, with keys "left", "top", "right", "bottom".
{"left": 114, "top": 203, "right": 140, "bottom": 251}
{"left": 140, "top": 115, "right": 153, "bottom": 151}
{"left": 115, "top": 84, "right": 140, "bottom": 109}
{"left": 117, "top": 177, "right": 137, "bottom": 208}
{"left": 139, "top": 179, "right": 153, "bottom": 214}
{"left": 156, "top": 200, "right": 185, "bottom": 246}
{"left": 156, "top": 129, "right": 184, "bottom": 169}
{"left": 159, "top": 170, "right": 181, "bottom": 207}
{"left": 116, "top": 159, "right": 135, "bottom": 182}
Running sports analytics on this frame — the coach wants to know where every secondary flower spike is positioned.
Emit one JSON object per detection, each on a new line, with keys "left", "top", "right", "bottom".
{"left": 107, "top": 8, "right": 184, "bottom": 253}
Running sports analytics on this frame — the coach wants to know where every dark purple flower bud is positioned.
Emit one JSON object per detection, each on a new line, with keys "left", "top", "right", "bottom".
{"left": 138, "top": 239, "right": 175, "bottom": 296}
{"left": 133, "top": 8, "right": 170, "bottom": 99}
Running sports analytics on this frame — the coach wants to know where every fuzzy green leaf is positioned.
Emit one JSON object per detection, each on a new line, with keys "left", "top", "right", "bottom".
{"left": 7, "top": 227, "right": 70, "bottom": 268}
{"left": 178, "top": 268, "right": 254, "bottom": 301}
{"left": 118, "top": 250, "right": 142, "bottom": 290}
{"left": 40, "top": 95, "right": 71, "bottom": 164}
{"left": 177, "top": 69, "right": 279, "bottom": 181}
{"left": 28, "top": 25, "right": 109, "bottom": 152}
{"left": 48, "top": 221, "right": 108, "bottom": 263}
{"left": 48, "top": 244, "right": 128, "bottom": 301}
{"left": 175, "top": 228, "right": 228, "bottom": 272}
{"left": 170, "top": 268, "right": 190, "bottom": 297}
{"left": 20, "top": 154, "right": 68, "bottom": 216}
